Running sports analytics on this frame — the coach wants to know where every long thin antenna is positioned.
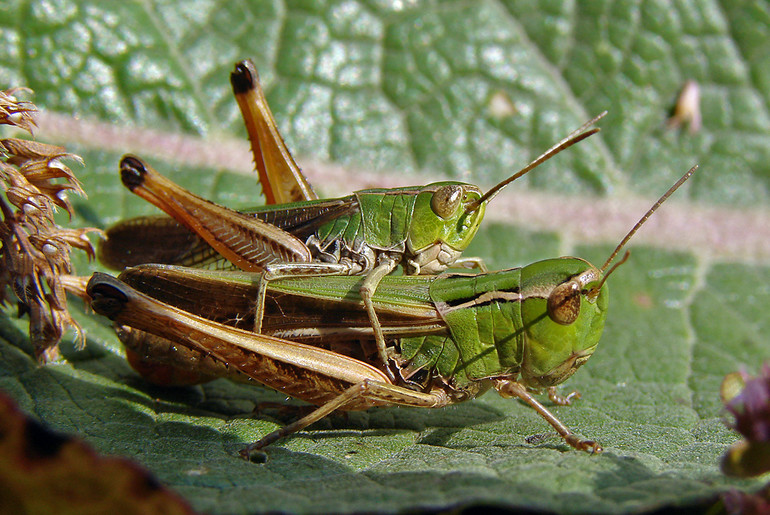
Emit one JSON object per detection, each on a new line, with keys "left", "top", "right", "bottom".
{"left": 588, "top": 250, "right": 630, "bottom": 300}
{"left": 466, "top": 111, "right": 608, "bottom": 213}
{"left": 599, "top": 165, "right": 698, "bottom": 273}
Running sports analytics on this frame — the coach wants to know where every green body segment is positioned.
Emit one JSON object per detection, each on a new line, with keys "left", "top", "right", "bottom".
{"left": 314, "top": 207, "right": 366, "bottom": 252}
{"left": 253, "top": 182, "right": 484, "bottom": 257}
{"left": 439, "top": 268, "right": 526, "bottom": 375}
{"left": 358, "top": 189, "right": 417, "bottom": 251}
{"left": 309, "top": 182, "right": 484, "bottom": 257}
{"left": 267, "top": 272, "right": 436, "bottom": 314}
{"left": 400, "top": 269, "right": 524, "bottom": 385}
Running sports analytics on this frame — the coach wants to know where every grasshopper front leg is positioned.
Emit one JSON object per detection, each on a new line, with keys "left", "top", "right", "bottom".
{"left": 547, "top": 386, "right": 581, "bottom": 406}
{"left": 495, "top": 380, "right": 602, "bottom": 453}
{"left": 453, "top": 256, "right": 488, "bottom": 273}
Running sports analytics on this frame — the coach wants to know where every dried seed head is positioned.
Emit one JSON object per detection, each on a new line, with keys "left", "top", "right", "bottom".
{"left": 0, "top": 88, "right": 101, "bottom": 361}
{"left": 0, "top": 88, "right": 37, "bottom": 134}
{"left": 1, "top": 138, "right": 85, "bottom": 217}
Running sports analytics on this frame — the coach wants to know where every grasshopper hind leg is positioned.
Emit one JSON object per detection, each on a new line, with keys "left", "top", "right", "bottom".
{"left": 241, "top": 379, "right": 451, "bottom": 461}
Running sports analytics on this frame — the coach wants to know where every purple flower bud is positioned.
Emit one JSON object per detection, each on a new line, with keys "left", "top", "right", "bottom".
{"left": 725, "top": 364, "right": 770, "bottom": 442}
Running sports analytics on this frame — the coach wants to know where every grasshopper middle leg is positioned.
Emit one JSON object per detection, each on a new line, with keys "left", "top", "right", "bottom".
{"left": 495, "top": 380, "right": 602, "bottom": 453}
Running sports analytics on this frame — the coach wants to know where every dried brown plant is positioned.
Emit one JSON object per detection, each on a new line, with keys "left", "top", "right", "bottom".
{"left": 0, "top": 88, "right": 100, "bottom": 362}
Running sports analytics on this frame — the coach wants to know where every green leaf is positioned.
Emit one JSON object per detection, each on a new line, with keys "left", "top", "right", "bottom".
{"left": 2, "top": 1, "right": 769, "bottom": 513}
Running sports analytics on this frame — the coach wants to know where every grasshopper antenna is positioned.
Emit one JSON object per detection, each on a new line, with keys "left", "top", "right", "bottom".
{"left": 598, "top": 164, "right": 698, "bottom": 279}
{"left": 466, "top": 111, "right": 608, "bottom": 213}
{"left": 588, "top": 250, "right": 630, "bottom": 300}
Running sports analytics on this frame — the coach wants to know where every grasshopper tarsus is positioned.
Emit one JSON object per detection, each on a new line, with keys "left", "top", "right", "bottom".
{"left": 496, "top": 380, "right": 601, "bottom": 454}
{"left": 454, "top": 256, "right": 488, "bottom": 273}
{"left": 241, "top": 447, "right": 269, "bottom": 463}
{"left": 567, "top": 435, "right": 603, "bottom": 454}
{"left": 547, "top": 386, "right": 581, "bottom": 406}
{"left": 524, "top": 431, "right": 600, "bottom": 453}
{"left": 240, "top": 440, "right": 271, "bottom": 461}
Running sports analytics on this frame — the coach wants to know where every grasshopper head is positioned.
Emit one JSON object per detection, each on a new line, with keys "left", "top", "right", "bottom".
{"left": 518, "top": 258, "right": 608, "bottom": 389}
{"left": 514, "top": 166, "right": 697, "bottom": 390}
{"left": 406, "top": 182, "right": 485, "bottom": 271}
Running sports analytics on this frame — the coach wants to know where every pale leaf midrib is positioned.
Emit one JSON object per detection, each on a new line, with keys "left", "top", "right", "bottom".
{"left": 34, "top": 111, "right": 770, "bottom": 264}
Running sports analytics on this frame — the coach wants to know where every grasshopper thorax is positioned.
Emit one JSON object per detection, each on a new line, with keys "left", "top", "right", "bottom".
{"left": 405, "top": 182, "right": 485, "bottom": 274}
{"left": 519, "top": 257, "right": 607, "bottom": 389}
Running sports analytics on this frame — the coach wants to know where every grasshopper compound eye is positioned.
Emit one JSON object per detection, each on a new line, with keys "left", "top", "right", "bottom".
{"left": 547, "top": 280, "right": 581, "bottom": 325}
{"left": 430, "top": 185, "right": 463, "bottom": 219}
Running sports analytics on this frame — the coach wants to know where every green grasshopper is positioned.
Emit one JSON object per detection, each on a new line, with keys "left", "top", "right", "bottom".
{"left": 87, "top": 165, "right": 697, "bottom": 458}
{"left": 100, "top": 60, "right": 604, "bottom": 375}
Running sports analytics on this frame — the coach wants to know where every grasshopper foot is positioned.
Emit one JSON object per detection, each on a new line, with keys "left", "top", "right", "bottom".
{"left": 565, "top": 434, "right": 603, "bottom": 454}
{"left": 240, "top": 446, "right": 268, "bottom": 463}
{"left": 239, "top": 426, "right": 286, "bottom": 462}
{"left": 547, "top": 386, "right": 581, "bottom": 406}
